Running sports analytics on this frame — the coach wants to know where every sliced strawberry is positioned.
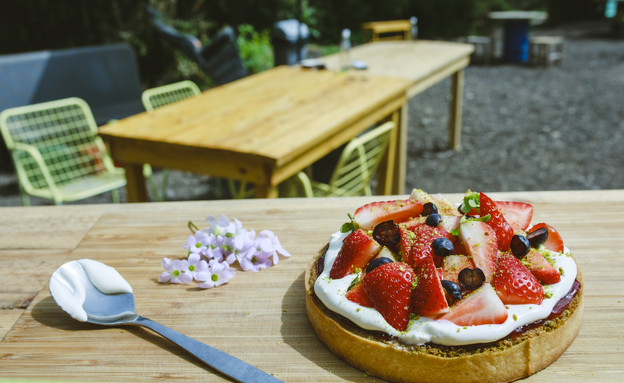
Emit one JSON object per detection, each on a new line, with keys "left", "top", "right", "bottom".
{"left": 400, "top": 222, "right": 454, "bottom": 268}
{"left": 493, "top": 252, "right": 544, "bottom": 305}
{"left": 345, "top": 283, "right": 373, "bottom": 307}
{"left": 398, "top": 227, "right": 417, "bottom": 262}
{"left": 330, "top": 229, "right": 382, "bottom": 279}
{"left": 529, "top": 223, "right": 565, "bottom": 253}
{"left": 523, "top": 248, "right": 561, "bottom": 284}
{"left": 442, "top": 254, "right": 476, "bottom": 285}
{"left": 479, "top": 192, "right": 514, "bottom": 251}
{"left": 362, "top": 262, "right": 415, "bottom": 331}
{"left": 458, "top": 221, "right": 498, "bottom": 282}
{"left": 439, "top": 283, "right": 508, "bottom": 326}
{"left": 495, "top": 200, "right": 533, "bottom": 232}
{"left": 410, "top": 250, "right": 449, "bottom": 316}
{"left": 354, "top": 199, "right": 424, "bottom": 231}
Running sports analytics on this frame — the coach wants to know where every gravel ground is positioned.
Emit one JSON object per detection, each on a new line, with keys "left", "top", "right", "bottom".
{"left": 0, "top": 20, "right": 622, "bottom": 206}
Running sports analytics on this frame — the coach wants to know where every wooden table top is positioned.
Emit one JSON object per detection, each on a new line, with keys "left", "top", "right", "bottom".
{"left": 1, "top": 189, "right": 623, "bottom": 382}
{"left": 322, "top": 40, "right": 473, "bottom": 97}
{"left": 99, "top": 66, "right": 410, "bottom": 186}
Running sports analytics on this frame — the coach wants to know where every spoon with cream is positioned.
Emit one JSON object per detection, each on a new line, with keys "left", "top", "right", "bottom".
{"left": 49, "top": 259, "right": 282, "bottom": 382}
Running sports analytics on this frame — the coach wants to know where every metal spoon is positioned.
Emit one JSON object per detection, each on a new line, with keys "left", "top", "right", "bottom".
{"left": 49, "top": 259, "right": 282, "bottom": 383}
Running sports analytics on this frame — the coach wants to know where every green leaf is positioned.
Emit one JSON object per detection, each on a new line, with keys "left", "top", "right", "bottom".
{"left": 459, "top": 191, "right": 480, "bottom": 214}
{"left": 340, "top": 213, "right": 358, "bottom": 233}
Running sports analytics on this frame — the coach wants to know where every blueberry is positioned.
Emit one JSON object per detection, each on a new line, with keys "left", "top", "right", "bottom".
{"left": 441, "top": 280, "right": 462, "bottom": 301}
{"left": 527, "top": 227, "right": 549, "bottom": 248}
{"left": 510, "top": 234, "right": 531, "bottom": 258}
{"left": 422, "top": 202, "right": 438, "bottom": 216}
{"left": 372, "top": 220, "right": 401, "bottom": 247}
{"left": 458, "top": 268, "right": 486, "bottom": 290}
{"left": 425, "top": 213, "right": 441, "bottom": 227}
{"left": 366, "top": 257, "right": 393, "bottom": 274}
{"left": 432, "top": 237, "right": 454, "bottom": 257}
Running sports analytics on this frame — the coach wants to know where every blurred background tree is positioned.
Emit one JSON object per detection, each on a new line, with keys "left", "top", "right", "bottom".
{"left": 0, "top": 0, "right": 603, "bottom": 89}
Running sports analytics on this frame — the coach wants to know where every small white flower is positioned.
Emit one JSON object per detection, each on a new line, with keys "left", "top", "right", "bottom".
{"left": 187, "top": 253, "right": 208, "bottom": 278}
{"left": 255, "top": 230, "right": 291, "bottom": 265}
{"left": 183, "top": 230, "right": 209, "bottom": 255}
{"left": 205, "top": 214, "right": 232, "bottom": 238}
{"left": 239, "top": 251, "right": 272, "bottom": 272}
{"left": 196, "top": 260, "right": 235, "bottom": 288}
{"left": 159, "top": 257, "right": 193, "bottom": 284}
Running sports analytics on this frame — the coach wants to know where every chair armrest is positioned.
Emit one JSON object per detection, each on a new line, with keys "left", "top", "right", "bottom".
{"left": 296, "top": 171, "right": 314, "bottom": 198}
{"left": 11, "top": 142, "right": 59, "bottom": 193}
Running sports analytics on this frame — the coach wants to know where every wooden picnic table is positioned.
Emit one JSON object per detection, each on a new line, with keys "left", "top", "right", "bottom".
{"left": 361, "top": 20, "right": 412, "bottom": 41}
{"left": 322, "top": 40, "right": 474, "bottom": 152}
{"left": 99, "top": 66, "right": 411, "bottom": 201}
{"left": 0, "top": 189, "right": 623, "bottom": 381}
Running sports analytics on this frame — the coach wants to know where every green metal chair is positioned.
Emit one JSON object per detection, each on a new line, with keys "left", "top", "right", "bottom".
{"left": 282, "top": 121, "right": 395, "bottom": 197}
{"left": 141, "top": 80, "right": 201, "bottom": 200}
{"left": 0, "top": 97, "right": 126, "bottom": 205}
{"left": 141, "top": 80, "right": 201, "bottom": 111}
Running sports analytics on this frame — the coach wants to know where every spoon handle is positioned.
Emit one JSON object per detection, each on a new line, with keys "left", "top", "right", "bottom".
{"left": 135, "top": 316, "right": 282, "bottom": 382}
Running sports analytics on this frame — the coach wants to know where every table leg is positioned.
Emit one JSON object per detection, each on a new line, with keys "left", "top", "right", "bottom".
{"left": 448, "top": 69, "right": 464, "bottom": 151}
{"left": 254, "top": 183, "right": 278, "bottom": 199}
{"left": 123, "top": 164, "right": 149, "bottom": 202}
{"left": 376, "top": 119, "right": 396, "bottom": 196}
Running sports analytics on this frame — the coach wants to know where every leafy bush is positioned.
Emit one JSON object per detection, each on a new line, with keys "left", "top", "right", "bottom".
{"left": 237, "top": 24, "right": 274, "bottom": 73}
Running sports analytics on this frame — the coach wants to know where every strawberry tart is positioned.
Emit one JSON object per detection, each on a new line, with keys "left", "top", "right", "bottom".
{"left": 305, "top": 189, "right": 583, "bottom": 383}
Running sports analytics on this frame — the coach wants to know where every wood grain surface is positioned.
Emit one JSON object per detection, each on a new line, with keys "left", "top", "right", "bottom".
{"left": 99, "top": 67, "right": 409, "bottom": 192}
{"left": 321, "top": 40, "right": 473, "bottom": 97}
{"left": 0, "top": 190, "right": 623, "bottom": 382}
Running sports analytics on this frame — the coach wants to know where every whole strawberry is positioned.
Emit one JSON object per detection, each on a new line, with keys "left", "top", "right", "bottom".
{"left": 363, "top": 262, "right": 415, "bottom": 331}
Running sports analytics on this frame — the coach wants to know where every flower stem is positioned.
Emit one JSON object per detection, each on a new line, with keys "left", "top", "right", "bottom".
{"left": 188, "top": 220, "right": 200, "bottom": 234}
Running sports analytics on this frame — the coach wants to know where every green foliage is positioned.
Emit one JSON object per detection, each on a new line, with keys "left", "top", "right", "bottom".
{"left": 0, "top": 0, "right": 603, "bottom": 91}
{"left": 237, "top": 24, "right": 274, "bottom": 73}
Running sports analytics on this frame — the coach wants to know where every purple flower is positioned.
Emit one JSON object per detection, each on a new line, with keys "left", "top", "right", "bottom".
{"left": 183, "top": 231, "right": 209, "bottom": 255}
{"left": 187, "top": 253, "right": 208, "bottom": 278}
{"left": 159, "top": 257, "right": 193, "bottom": 284}
{"left": 239, "top": 251, "right": 273, "bottom": 272}
{"left": 255, "top": 230, "right": 291, "bottom": 265}
{"left": 196, "top": 260, "right": 235, "bottom": 288}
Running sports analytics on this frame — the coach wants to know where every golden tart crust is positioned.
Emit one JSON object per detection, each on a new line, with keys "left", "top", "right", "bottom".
{"left": 305, "top": 246, "right": 584, "bottom": 383}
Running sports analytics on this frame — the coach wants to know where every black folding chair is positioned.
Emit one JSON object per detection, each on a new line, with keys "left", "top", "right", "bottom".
{"left": 145, "top": 6, "right": 247, "bottom": 85}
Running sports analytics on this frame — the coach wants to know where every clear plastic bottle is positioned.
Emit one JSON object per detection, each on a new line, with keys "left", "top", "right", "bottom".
{"left": 340, "top": 28, "right": 351, "bottom": 71}
{"left": 410, "top": 17, "right": 418, "bottom": 40}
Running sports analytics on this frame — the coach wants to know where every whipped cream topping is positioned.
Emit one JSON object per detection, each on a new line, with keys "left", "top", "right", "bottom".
{"left": 314, "top": 231, "right": 577, "bottom": 346}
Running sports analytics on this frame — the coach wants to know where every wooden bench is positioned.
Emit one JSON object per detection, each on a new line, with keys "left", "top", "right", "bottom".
{"left": 0, "top": 43, "right": 144, "bottom": 168}
{"left": 529, "top": 36, "right": 564, "bottom": 67}
{"left": 362, "top": 20, "right": 412, "bottom": 42}
{"left": 466, "top": 35, "right": 494, "bottom": 65}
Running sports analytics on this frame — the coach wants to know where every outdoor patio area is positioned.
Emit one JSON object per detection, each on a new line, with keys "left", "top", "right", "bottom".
{"left": 0, "top": 20, "right": 621, "bottom": 205}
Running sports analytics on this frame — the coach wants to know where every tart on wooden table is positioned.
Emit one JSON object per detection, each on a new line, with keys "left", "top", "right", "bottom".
{"left": 305, "top": 189, "right": 583, "bottom": 383}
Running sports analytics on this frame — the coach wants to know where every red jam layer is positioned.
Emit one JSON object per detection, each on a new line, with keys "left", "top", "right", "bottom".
{"left": 510, "top": 279, "right": 581, "bottom": 337}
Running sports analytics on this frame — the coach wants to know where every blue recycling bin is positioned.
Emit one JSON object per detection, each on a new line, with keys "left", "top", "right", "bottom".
{"left": 503, "top": 20, "right": 530, "bottom": 63}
